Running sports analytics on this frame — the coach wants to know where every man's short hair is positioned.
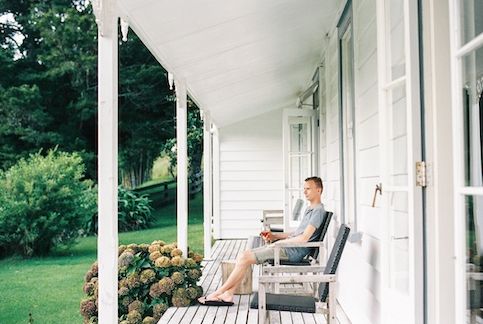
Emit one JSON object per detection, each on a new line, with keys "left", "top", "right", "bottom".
{"left": 305, "top": 176, "right": 323, "bottom": 191}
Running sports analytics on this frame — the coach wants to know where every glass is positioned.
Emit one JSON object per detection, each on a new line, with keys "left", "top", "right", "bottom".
{"left": 466, "top": 195, "right": 483, "bottom": 322}
{"left": 289, "top": 155, "right": 310, "bottom": 189}
{"left": 290, "top": 122, "right": 309, "bottom": 153}
{"left": 389, "top": 191, "right": 409, "bottom": 293}
{"left": 462, "top": 46, "right": 483, "bottom": 187}
{"left": 388, "top": 84, "right": 408, "bottom": 186}
{"left": 388, "top": 0, "right": 406, "bottom": 80}
{"left": 461, "top": 0, "right": 483, "bottom": 46}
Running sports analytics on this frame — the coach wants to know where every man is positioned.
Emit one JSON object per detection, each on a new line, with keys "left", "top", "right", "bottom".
{"left": 198, "top": 176, "right": 326, "bottom": 306}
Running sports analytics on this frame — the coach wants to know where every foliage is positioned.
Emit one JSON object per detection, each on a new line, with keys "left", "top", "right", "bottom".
{"left": 163, "top": 104, "right": 203, "bottom": 181}
{"left": 0, "top": 149, "right": 97, "bottom": 257}
{"left": 84, "top": 187, "right": 155, "bottom": 235}
{"left": 0, "top": 0, "right": 190, "bottom": 186}
{"left": 80, "top": 241, "right": 204, "bottom": 323}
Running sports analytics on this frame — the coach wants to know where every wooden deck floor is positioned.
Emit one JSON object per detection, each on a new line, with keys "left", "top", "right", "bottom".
{"left": 158, "top": 239, "right": 331, "bottom": 324}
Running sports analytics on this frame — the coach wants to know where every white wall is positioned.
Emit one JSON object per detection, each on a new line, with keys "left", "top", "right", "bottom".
{"left": 216, "top": 109, "right": 284, "bottom": 238}
{"left": 322, "top": 1, "right": 381, "bottom": 323}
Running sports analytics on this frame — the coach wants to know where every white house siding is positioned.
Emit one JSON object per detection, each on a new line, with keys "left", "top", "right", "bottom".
{"left": 321, "top": 1, "right": 382, "bottom": 323}
{"left": 216, "top": 109, "right": 284, "bottom": 239}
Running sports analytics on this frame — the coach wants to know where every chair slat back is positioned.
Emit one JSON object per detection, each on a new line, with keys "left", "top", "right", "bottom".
{"left": 318, "top": 224, "right": 351, "bottom": 302}
{"left": 308, "top": 211, "right": 333, "bottom": 260}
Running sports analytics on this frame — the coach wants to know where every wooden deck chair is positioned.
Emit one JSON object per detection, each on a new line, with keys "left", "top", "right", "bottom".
{"left": 261, "top": 198, "right": 305, "bottom": 232}
{"left": 250, "top": 224, "right": 350, "bottom": 324}
{"left": 261, "top": 211, "right": 333, "bottom": 295}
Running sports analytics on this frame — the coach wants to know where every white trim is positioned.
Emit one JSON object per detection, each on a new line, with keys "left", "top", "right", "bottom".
{"left": 203, "top": 113, "right": 213, "bottom": 259}
{"left": 458, "top": 187, "right": 483, "bottom": 196}
{"left": 97, "top": 13, "right": 119, "bottom": 324}
{"left": 448, "top": 0, "right": 467, "bottom": 323}
{"left": 456, "top": 32, "right": 483, "bottom": 58}
{"left": 175, "top": 80, "right": 188, "bottom": 257}
{"left": 383, "top": 76, "right": 407, "bottom": 90}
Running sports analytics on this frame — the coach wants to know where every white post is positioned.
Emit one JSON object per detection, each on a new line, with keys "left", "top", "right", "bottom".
{"left": 203, "top": 113, "right": 213, "bottom": 259}
{"left": 97, "top": 13, "right": 118, "bottom": 324}
{"left": 176, "top": 80, "right": 188, "bottom": 257}
{"left": 212, "top": 125, "right": 221, "bottom": 239}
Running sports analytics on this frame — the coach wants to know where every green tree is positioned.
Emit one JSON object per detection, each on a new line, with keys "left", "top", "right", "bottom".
{"left": 163, "top": 103, "right": 203, "bottom": 181}
{"left": 0, "top": 0, "right": 182, "bottom": 187}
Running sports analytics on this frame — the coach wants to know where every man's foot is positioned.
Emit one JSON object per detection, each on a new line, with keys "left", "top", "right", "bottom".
{"left": 198, "top": 292, "right": 234, "bottom": 306}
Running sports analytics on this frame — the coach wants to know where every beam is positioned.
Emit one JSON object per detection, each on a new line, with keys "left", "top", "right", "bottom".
{"left": 97, "top": 13, "right": 118, "bottom": 324}
{"left": 176, "top": 80, "right": 188, "bottom": 256}
{"left": 203, "top": 113, "right": 213, "bottom": 259}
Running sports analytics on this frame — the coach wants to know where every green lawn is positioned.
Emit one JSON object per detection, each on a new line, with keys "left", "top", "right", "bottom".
{"left": 0, "top": 193, "right": 204, "bottom": 324}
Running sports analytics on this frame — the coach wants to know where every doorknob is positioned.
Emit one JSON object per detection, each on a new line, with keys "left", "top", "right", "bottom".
{"left": 371, "top": 183, "right": 382, "bottom": 207}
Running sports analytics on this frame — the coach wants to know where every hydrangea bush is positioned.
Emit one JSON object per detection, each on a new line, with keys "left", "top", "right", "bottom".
{"left": 80, "top": 241, "right": 204, "bottom": 324}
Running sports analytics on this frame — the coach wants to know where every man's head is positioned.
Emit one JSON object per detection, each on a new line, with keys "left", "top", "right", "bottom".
{"left": 303, "top": 176, "right": 323, "bottom": 204}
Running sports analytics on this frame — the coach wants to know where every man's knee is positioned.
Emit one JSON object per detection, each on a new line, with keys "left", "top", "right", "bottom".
{"left": 236, "top": 250, "right": 255, "bottom": 265}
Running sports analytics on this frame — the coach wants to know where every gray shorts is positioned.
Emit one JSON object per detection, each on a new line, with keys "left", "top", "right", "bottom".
{"left": 250, "top": 245, "right": 289, "bottom": 264}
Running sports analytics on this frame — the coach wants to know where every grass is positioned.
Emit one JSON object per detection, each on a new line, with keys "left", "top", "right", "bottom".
{"left": 0, "top": 193, "right": 204, "bottom": 324}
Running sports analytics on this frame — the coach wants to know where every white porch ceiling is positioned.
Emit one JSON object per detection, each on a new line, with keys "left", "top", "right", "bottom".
{"left": 117, "top": 0, "right": 340, "bottom": 127}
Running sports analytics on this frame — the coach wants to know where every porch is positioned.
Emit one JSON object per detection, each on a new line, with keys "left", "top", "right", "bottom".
{"left": 158, "top": 239, "right": 336, "bottom": 324}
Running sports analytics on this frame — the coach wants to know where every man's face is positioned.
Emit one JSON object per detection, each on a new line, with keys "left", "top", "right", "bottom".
{"left": 303, "top": 180, "right": 321, "bottom": 202}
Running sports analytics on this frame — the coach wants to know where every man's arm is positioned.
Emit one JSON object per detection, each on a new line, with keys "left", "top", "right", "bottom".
{"left": 275, "top": 224, "right": 316, "bottom": 244}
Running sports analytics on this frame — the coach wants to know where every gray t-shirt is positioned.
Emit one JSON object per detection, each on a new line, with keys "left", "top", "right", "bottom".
{"left": 284, "top": 203, "right": 326, "bottom": 262}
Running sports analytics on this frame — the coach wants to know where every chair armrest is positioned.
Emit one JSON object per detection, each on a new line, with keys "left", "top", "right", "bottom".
{"left": 259, "top": 273, "right": 336, "bottom": 284}
{"left": 262, "top": 265, "right": 326, "bottom": 274}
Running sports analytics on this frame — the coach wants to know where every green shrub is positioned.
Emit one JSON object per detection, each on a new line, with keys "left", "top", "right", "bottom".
{"left": 0, "top": 150, "right": 96, "bottom": 257}
{"left": 80, "top": 241, "right": 204, "bottom": 323}
{"left": 84, "top": 187, "right": 154, "bottom": 235}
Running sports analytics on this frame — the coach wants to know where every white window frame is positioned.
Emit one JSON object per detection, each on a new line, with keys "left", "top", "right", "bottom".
{"left": 448, "top": 0, "right": 483, "bottom": 323}
{"left": 338, "top": 0, "right": 358, "bottom": 229}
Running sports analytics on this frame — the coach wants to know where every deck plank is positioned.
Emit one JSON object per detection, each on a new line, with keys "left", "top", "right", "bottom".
{"left": 158, "top": 239, "right": 341, "bottom": 324}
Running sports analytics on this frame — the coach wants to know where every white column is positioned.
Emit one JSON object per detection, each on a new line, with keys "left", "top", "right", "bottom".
{"left": 97, "top": 14, "right": 118, "bottom": 324}
{"left": 175, "top": 80, "right": 188, "bottom": 256}
{"left": 203, "top": 113, "right": 213, "bottom": 259}
{"left": 212, "top": 125, "right": 221, "bottom": 239}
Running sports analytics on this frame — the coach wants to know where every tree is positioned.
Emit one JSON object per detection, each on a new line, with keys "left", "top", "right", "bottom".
{"left": 163, "top": 102, "right": 203, "bottom": 181}
{"left": 0, "top": 0, "right": 182, "bottom": 187}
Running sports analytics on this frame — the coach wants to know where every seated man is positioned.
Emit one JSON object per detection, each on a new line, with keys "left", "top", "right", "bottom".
{"left": 198, "top": 176, "right": 326, "bottom": 306}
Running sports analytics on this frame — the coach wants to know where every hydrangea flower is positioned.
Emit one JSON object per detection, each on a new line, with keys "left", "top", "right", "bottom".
{"left": 127, "top": 310, "right": 142, "bottom": 324}
{"left": 80, "top": 298, "right": 97, "bottom": 318}
{"left": 171, "top": 272, "right": 185, "bottom": 284}
{"left": 170, "top": 248, "right": 183, "bottom": 257}
{"left": 158, "top": 277, "right": 175, "bottom": 294}
{"left": 140, "top": 269, "right": 156, "bottom": 284}
{"left": 170, "top": 256, "right": 185, "bottom": 267}
{"left": 128, "top": 300, "right": 145, "bottom": 315}
{"left": 149, "top": 251, "right": 161, "bottom": 262}
{"left": 118, "top": 251, "right": 135, "bottom": 268}
{"left": 154, "top": 256, "right": 171, "bottom": 268}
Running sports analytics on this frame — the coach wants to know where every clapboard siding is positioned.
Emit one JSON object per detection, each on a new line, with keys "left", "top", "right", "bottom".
{"left": 217, "top": 109, "right": 283, "bottom": 239}
{"left": 317, "top": 1, "right": 382, "bottom": 324}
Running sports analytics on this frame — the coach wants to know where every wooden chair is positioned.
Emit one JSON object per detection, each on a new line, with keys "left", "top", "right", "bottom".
{"left": 251, "top": 224, "right": 351, "bottom": 324}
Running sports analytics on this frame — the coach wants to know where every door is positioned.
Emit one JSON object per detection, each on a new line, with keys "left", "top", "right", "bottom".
{"left": 377, "top": 0, "right": 424, "bottom": 323}
{"left": 283, "top": 108, "right": 317, "bottom": 231}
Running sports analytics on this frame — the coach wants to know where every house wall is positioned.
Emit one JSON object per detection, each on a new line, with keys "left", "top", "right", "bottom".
{"left": 216, "top": 109, "right": 284, "bottom": 238}
{"left": 322, "top": 0, "right": 381, "bottom": 323}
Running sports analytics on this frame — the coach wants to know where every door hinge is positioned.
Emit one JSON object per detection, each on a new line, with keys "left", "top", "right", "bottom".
{"left": 416, "top": 161, "right": 427, "bottom": 187}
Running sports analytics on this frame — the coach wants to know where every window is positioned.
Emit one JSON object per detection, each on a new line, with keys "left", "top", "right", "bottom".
{"left": 449, "top": 0, "right": 483, "bottom": 322}
{"left": 338, "top": 1, "right": 357, "bottom": 226}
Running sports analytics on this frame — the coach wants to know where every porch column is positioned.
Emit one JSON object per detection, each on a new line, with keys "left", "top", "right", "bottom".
{"left": 212, "top": 125, "right": 221, "bottom": 239}
{"left": 97, "top": 11, "right": 118, "bottom": 324}
{"left": 203, "top": 113, "right": 213, "bottom": 259}
{"left": 175, "top": 80, "right": 188, "bottom": 256}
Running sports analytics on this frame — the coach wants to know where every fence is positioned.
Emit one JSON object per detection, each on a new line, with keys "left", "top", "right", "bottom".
{"left": 133, "top": 172, "right": 202, "bottom": 207}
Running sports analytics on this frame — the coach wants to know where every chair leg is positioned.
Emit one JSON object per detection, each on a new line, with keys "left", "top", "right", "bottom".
{"left": 327, "top": 281, "right": 336, "bottom": 324}
{"left": 258, "top": 283, "right": 267, "bottom": 324}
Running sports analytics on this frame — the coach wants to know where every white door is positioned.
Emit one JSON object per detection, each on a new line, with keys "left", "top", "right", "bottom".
{"left": 283, "top": 108, "right": 317, "bottom": 231}
{"left": 377, "top": 0, "right": 424, "bottom": 323}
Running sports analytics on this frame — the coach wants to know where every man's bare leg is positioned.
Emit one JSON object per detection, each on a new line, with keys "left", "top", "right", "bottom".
{"left": 199, "top": 250, "right": 256, "bottom": 303}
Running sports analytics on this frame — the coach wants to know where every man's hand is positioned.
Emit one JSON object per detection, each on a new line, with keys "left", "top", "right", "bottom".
{"left": 260, "top": 230, "right": 275, "bottom": 243}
